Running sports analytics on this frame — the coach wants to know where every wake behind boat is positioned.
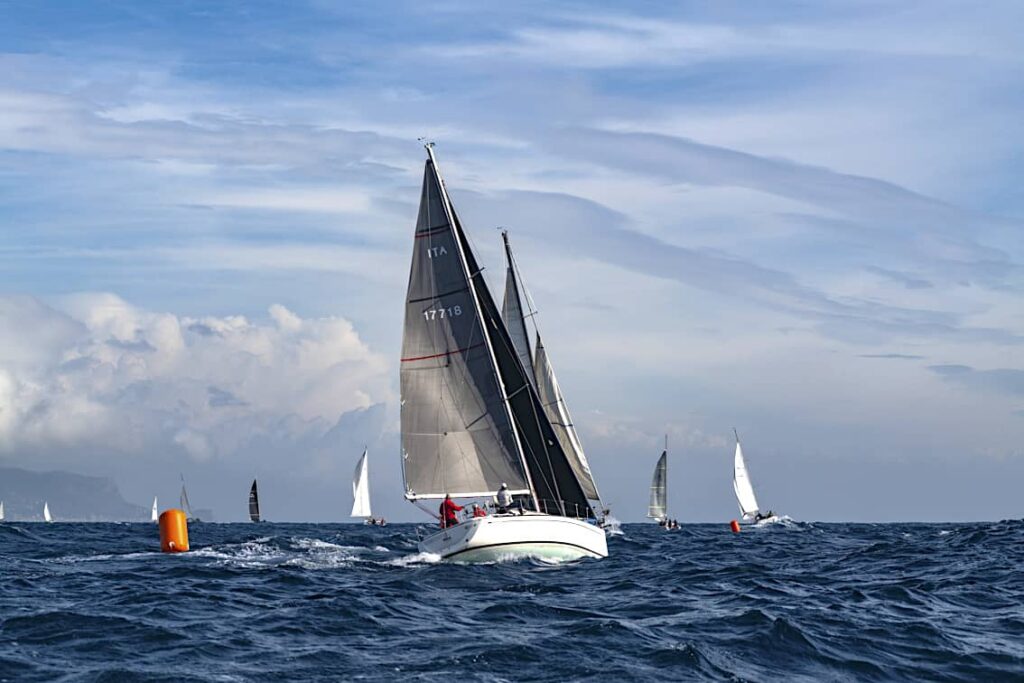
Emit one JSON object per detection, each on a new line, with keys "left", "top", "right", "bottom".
{"left": 401, "top": 144, "right": 607, "bottom": 562}
{"left": 733, "top": 429, "right": 780, "bottom": 525}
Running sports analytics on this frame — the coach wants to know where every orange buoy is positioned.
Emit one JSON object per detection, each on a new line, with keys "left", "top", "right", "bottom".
{"left": 159, "top": 508, "right": 190, "bottom": 552}
{"left": 730, "top": 519, "right": 741, "bottom": 533}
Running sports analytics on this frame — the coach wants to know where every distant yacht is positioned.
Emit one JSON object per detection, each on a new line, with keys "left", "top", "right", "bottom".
{"left": 647, "top": 438, "right": 677, "bottom": 530}
{"left": 249, "top": 479, "right": 262, "bottom": 523}
{"left": 0, "top": 500, "right": 5, "bottom": 521}
{"left": 151, "top": 496, "right": 158, "bottom": 523}
{"left": 43, "top": 501, "right": 53, "bottom": 523}
{"left": 352, "top": 449, "right": 383, "bottom": 525}
{"left": 732, "top": 430, "right": 779, "bottom": 525}
{"left": 180, "top": 475, "right": 200, "bottom": 522}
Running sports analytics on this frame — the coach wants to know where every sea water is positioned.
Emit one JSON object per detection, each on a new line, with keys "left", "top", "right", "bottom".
{"left": 1, "top": 521, "right": 1022, "bottom": 681}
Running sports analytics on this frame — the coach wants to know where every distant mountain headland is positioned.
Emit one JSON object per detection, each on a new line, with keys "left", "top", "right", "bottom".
{"left": 0, "top": 467, "right": 149, "bottom": 521}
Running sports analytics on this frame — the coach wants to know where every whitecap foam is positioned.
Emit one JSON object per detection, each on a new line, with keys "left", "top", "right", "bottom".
{"left": 387, "top": 551, "right": 441, "bottom": 566}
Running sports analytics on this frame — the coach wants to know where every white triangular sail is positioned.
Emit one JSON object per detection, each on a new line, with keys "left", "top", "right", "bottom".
{"left": 151, "top": 496, "right": 158, "bottom": 522}
{"left": 43, "top": 501, "right": 52, "bottom": 523}
{"left": 351, "top": 449, "right": 372, "bottom": 518}
{"left": 733, "top": 437, "right": 760, "bottom": 519}
{"left": 0, "top": 500, "right": 4, "bottom": 521}
{"left": 647, "top": 450, "right": 668, "bottom": 521}
{"left": 534, "top": 334, "right": 602, "bottom": 502}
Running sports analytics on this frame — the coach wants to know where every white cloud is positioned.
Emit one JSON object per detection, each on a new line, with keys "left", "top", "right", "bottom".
{"left": 0, "top": 294, "right": 390, "bottom": 460}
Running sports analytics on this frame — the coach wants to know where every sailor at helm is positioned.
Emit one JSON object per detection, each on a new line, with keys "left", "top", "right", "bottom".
{"left": 494, "top": 483, "right": 513, "bottom": 514}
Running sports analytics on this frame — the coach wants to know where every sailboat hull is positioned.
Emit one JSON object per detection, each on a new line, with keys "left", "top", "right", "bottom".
{"left": 418, "top": 513, "right": 608, "bottom": 562}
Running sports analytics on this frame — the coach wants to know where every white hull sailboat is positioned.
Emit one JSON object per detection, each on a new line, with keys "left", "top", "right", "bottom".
{"left": 43, "top": 501, "right": 53, "bottom": 523}
{"left": 418, "top": 512, "right": 607, "bottom": 562}
{"left": 402, "top": 144, "right": 607, "bottom": 562}
{"left": 151, "top": 496, "right": 158, "bottom": 522}
{"left": 733, "top": 430, "right": 779, "bottom": 525}
{"left": 0, "top": 500, "right": 5, "bottom": 522}
{"left": 351, "top": 449, "right": 383, "bottom": 525}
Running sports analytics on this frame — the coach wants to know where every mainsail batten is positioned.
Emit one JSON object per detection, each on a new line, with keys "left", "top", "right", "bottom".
{"left": 648, "top": 450, "right": 668, "bottom": 520}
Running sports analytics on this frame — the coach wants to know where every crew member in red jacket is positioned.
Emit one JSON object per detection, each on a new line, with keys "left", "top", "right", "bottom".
{"left": 439, "top": 494, "right": 463, "bottom": 529}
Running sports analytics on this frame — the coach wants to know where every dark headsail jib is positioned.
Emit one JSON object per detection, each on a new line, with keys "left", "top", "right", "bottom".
{"left": 452, "top": 214, "right": 593, "bottom": 519}
{"left": 249, "top": 479, "right": 261, "bottom": 522}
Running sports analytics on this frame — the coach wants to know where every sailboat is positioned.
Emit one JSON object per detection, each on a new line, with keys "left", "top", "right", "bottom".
{"left": 401, "top": 144, "right": 607, "bottom": 562}
{"left": 0, "top": 500, "right": 5, "bottom": 522}
{"left": 151, "top": 496, "right": 158, "bottom": 522}
{"left": 43, "top": 501, "right": 53, "bottom": 523}
{"left": 352, "top": 449, "right": 381, "bottom": 525}
{"left": 647, "top": 440, "right": 676, "bottom": 529}
{"left": 733, "top": 429, "right": 778, "bottom": 525}
{"left": 180, "top": 475, "right": 200, "bottom": 522}
{"left": 249, "top": 480, "right": 261, "bottom": 522}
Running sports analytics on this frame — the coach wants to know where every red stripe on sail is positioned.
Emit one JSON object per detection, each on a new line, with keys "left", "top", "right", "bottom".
{"left": 401, "top": 342, "right": 483, "bottom": 363}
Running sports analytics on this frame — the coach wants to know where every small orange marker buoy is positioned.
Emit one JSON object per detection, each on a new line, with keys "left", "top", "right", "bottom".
{"left": 730, "top": 519, "right": 741, "bottom": 533}
{"left": 159, "top": 508, "right": 190, "bottom": 552}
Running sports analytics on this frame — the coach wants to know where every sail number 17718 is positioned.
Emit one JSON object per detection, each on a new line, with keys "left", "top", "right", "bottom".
{"left": 423, "top": 305, "right": 463, "bottom": 320}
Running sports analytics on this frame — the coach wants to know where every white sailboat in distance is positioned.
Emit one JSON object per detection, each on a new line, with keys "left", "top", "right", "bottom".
{"left": 151, "top": 496, "right": 158, "bottom": 522}
{"left": 647, "top": 438, "right": 677, "bottom": 530}
{"left": 43, "top": 501, "right": 53, "bottom": 523}
{"left": 352, "top": 449, "right": 382, "bottom": 525}
{"left": 0, "top": 500, "right": 5, "bottom": 521}
{"left": 401, "top": 144, "right": 607, "bottom": 562}
{"left": 733, "top": 429, "right": 779, "bottom": 525}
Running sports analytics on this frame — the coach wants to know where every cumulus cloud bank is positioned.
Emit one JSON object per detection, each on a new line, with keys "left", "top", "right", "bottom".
{"left": 0, "top": 294, "right": 389, "bottom": 463}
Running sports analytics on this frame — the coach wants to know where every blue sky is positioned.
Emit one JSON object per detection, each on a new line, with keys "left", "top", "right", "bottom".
{"left": 1, "top": 1, "right": 1022, "bottom": 521}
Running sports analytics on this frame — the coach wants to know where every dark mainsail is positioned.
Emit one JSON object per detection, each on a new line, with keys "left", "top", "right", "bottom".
{"left": 249, "top": 479, "right": 261, "bottom": 522}
{"left": 400, "top": 154, "right": 531, "bottom": 499}
{"left": 400, "top": 146, "right": 592, "bottom": 518}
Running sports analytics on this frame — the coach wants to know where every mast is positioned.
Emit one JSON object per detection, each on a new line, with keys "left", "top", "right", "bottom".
{"left": 424, "top": 143, "right": 540, "bottom": 510}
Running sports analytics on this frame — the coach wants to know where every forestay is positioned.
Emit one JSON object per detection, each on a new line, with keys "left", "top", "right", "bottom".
{"left": 400, "top": 157, "right": 530, "bottom": 499}
{"left": 648, "top": 450, "right": 668, "bottom": 520}
{"left": 733, "top": 441, "right": 760, "bottom": 518}
{"left": 351, "top": 450, "right": 372, "bottom": 518}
